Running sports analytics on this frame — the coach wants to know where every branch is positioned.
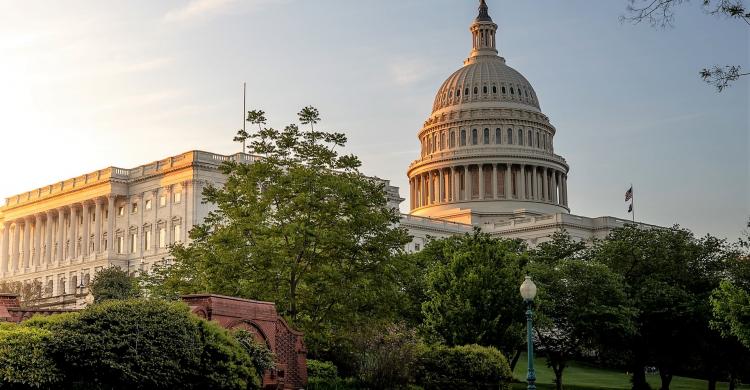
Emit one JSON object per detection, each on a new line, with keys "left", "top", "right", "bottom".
{"left": 700, "top": 65, "right": 749, "bottom": 91}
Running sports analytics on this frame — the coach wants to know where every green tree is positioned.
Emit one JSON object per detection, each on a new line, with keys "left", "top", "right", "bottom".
{"left": 711, "top": 236, "right": 750, "bottom": 349}
{"left": 420, "top": 230, "right": 527, "bottom": 371}
{"left": 591, "top": 225, "right": 730, "bottom": 390}
{"left": 622, "top": 0, "right": 749, "bottom": 91}
{"left": 298, "top": 106, "right": 321, "bottom": 131}
{"left": 529, "top": 232, "right": 635, "bottom": 390}
{"left": 90, "top": 266, "right": 140, "bottom": 303}
{"left": 144, "top": 107, "right": 411, "bottom": 357}
{"left": 0, "top": 280, "right": 43, "bottom": 306}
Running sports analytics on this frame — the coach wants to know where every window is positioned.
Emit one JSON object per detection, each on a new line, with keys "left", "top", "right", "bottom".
{"left": 543, "top": 134, "right": 548, "bottom": 150}
{"left": 495, "top": 128, "right": 501, "bottom": 144}
{"left": 144, "top": 230, "right": 152, "bottom": 249}
{"left": 117, "top": 236, "right": 124, "bottom": 254}
{"left": 159, "top": 195, "right": 166, "bottom": 207}
{"left": 518, "top": 129, "right": 524, "bottom": 146}
{"left": 528, "top": 131, "right": 533, "bottom": 147}
{"left": 510, "top": 87, "right": 515, "bottom": 95}
{"left": 473, "top": 87, "right": 478, "bottom": 95}
{"left": 492, "top": 86, "right": 497, "bottom": 94}
{"left": 483, "top": 86, "right": 488, "bottom": 94}
{"left": 502, "top": 86, "right": 506, "bottom": 94}
{"left": 471, "top": 129, "right": 478, "bottom": 145}
{"left": 483, "top": 128, "right": 489, "bottom": 144}
{"left": 507, "top": 128, "right": 513, "bottom": 144}
{"left": 441, "top": 132, "right": 446, "bottom": 150}
{"left": 118, "top": 206, "right": 124, "bottom": 216}
{"left": 536, "top": 132, "right": 541, "bottom": 148}
{"left": 525, "top": 90, "right": 529, "bottom": 97}
{"left": 456, "top": 88, "right": 461, "bottom": 97}
{"left": 158, "top": 228, "right": 166, "bottom": 248}
{"left": 450, "top": 131, "right": 455, "bottom": 148}
{"left": 132, "top": 203, "right": 138, "bottom": 214}
{"left": 415, "top": 243, "right": 420, "bottom": 251}
{"left": 130, "top": 233, "right": 137, "bottom": 254}
{"left": 145, "top": 199, "right": 152, "bottom": 211}
{"left": 173, "top": 225, "right": 181, "bottom": 244}
{"left": 460, "top": 130, "right": 466, "bottom": 146}
{"left": 174, "top": 192, "right": 181, "bottom": 204}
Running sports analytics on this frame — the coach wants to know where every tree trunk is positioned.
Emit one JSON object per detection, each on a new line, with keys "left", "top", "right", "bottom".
{"left": 632, "top": 363, "right": 649, "bottom": 390}
{"left": 707, "top": 378, "right": 716, "bottom": 390}
{"left": 509, "top": 350, "right": 521, "bottom": 372}
{"left": 659, "top": 367, "right": 672, "bottom": 390}
{"left": 553, "top": 364, "right": 565, "bottom": 390}
{"left": 728, "top": 372, "right": 736, "bottom": 390}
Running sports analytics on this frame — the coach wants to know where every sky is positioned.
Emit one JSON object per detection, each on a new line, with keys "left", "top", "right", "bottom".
{"left": 0, "top": 0, "right": 747, "bottom": 240}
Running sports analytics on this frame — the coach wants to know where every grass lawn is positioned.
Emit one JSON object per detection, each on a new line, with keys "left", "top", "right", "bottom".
{"left": 511, "top": 354, "right": 749, "bottom": 390}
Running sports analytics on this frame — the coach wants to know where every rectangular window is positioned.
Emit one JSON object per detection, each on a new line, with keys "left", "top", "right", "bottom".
{"left": 118, "top": 206, "right": 124, "bottom": 216}
{"left": 173, "top": 225, "right": 181, "bottom": 244}
{"left": 117, "top": 236, "right": 124, "bottom": 254}
{"left": 145, "top": 199, "right": 152, "bottom": 211}
{"left": 174, "top": 192, "right": 182, "bottom": 204}
{"left": 130, "top": 233, "right": 137, "bottom": 254}
{"left": 132, "top": 203, "right": 138, "bottom": 214}
{"left": 158, "top": 228, "right": 166, "bottom": 248}
{"left": 145, "top": 230, "right": 152, "bottom": 249}
{"left": 159, "top": 195, "right": 166, "bottom": 207}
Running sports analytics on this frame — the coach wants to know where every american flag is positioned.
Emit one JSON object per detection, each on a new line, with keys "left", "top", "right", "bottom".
{"left": 625, "top": 186, "right": 633, "bottom": 202}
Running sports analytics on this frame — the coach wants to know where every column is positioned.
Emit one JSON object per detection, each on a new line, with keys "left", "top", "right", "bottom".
{"left": 519, "top": 165, "right": 526, "bottom": 200}
{"left": 492, "top": 164, "right": 497, "bottom": 199}
{"left": 152, "top": 190, "right": 158, "bottom": 251}
{"left": 22, "top": 218, "right": 31, "bottom": 270}
{"left": 464, "top": 165, "right": 471, "bottom": 200}
{"left": 166, "top": 188, "right": 173, "bottom": 246}
{"left": 33, "top": 214, "right": 42, "bottom": 268}
{"left": 552, "top": 171, "right": 559, "bottom": 205}
{"left": 107, "top": 195, "right": 116, "bottom": 256}
{"left": 505, "top": 164, "right": 512, "bottom": 199}
{"left": 56, "top": 208, "right": 65, "bottom": 263}
{"left": 68, "top": 206, "right": 78, "bottom": 260}
{"left": 45, "top": 211, "right": 54, "bottom": 265}
{"left": 409, "top": 179, "right": 415, "bottom": 209}
{"left": 478, "top": 165, "right": 485, "bottom": 200}
{"left": 0, "top": 222, "right": 9, "bottom": 275}
{"left": 81, "top": 202, "right": 90, "bottom": 259}
{"left": 451, "top": 167, "right": 458, "bottom": 202}
{"left": 562, "top": 175, "right": 568, "bottom": 206}
{"left": 11, "top": 222, "right": 20, "bottom": 272}
{"left": 542, "top": 168, "right": 549, "bottom": 202}
{"left": 438, "top": 170, "right": 445, "bottom": 204}
{"left": 94, "top": 198, "right": 103, "bottom": 254}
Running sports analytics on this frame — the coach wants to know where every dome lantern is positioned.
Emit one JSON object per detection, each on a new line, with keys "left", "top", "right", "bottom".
{"left": 468, "top": 0, "right": 499, "bottom": 64}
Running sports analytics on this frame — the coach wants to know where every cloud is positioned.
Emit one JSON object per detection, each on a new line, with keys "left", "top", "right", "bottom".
{"left": 389, "top": 58, "right": 435, "bottom": 86}
{"left": 163, "top": 0, "right": 238, "bottom": 22}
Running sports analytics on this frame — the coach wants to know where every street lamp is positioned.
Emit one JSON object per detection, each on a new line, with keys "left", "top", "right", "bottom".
{"left": 520, "top": 276, "right": 537, "bottom": 390}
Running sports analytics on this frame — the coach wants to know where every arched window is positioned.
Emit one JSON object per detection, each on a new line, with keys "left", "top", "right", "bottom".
{"left": 460, "top": 130, "right": 466, "bottom": 146}
{"left": 495, "top": 128, "right": 501, "bottom": 144}
{"left": 441, "top": 132, "right": 446, "bottom": 149}
{"left": 483, "top": 128, "right": 490, "bottom": 144}
{"left": 472, "top": 129, "right": 478, "bottom": 145}
{"left": 502, "top": 86, "right": 506, "bottom": 94}
{"left": 536, "top": 132, "right": 540, "bottom": 148}
{"left": 456, "top": 89, "right": 461, "bottom": 97}
{"left": 473, "top": 87, "right": 478, "bottom": 95}
{"left": 465, "top": 88, "right": 470, "bottom": 96}
{"left": 525, "top": 89, "right": 529, "bottom": 97}
{"left": 492, "top": 86, "right": 497, "bottom": 94}
{"left": 543, "top": 133, "right": 547, "bottom": 150}
{"left": 449, "top": 90, "right": 453, "bottom": 98}
{"left": 450, "top": 131, "right": 456, "bottom": 148}
{"left": 528, "top": 131, "right": 533, "bottom": 147}
{"left": 518, "top": 129, "right": 524, "bottom": 145}
{"left": 483, "top": 86, "right": 488, "bottom": 94}
{"left": 510, "top": 87, "right": 515, "bottom": 95}
{"left": 507, "top": 128, "right": 513, "bottom": 144}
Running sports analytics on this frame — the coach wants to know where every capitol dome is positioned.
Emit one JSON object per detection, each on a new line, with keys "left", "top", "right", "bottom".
{"left": 407, "top": 0, "right": 570, "bottom": 225}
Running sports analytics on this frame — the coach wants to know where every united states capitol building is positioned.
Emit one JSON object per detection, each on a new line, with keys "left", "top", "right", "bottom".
{"left": 0, "top": 1, "right": 641, "bottom": 307}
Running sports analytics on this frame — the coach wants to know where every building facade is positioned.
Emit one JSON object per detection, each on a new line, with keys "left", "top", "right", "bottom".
{"left": 0, "top": 1, "right": 649, "bottom": 306}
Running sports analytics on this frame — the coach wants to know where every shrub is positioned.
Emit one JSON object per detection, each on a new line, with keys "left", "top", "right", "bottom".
{"left": 89, "top": 266, "right": 140, "bottom": 302}
{"left": 354, "top": 322, "right": 421, "bottom": 389}
{"left": 0, "top": 324, "right": 61, "bottom": 387}
{"left": 415, "top": 344, "right": 513, "bottom": 390}
{"left": 308, "top": 359, "right": 338, "bottom": 381}
{"left": 189, "top": 318, "right": 260, "bottom": 390}
{"left": 234, "top": 329, "right": 276, "bottom": 375}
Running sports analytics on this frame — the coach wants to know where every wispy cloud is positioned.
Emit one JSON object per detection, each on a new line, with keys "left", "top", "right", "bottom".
{"left": 163, "top": 0, "right": 238, "bottom": 23}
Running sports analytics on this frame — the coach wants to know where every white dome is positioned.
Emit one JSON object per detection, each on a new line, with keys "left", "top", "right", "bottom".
{"left": 432, "top": 56, "right": 540, "bottom": 113}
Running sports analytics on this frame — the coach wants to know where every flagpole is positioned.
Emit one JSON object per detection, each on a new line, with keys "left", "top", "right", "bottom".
{"left": 242, "top": 82, "right": 246, "bottom": 154}
{"left": 631, "top": 183, "right": 635, "bottom": 223}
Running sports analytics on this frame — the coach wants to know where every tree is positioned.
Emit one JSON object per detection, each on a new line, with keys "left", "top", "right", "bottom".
{"left": 0, "top": 324, "right": 61, "bottom": 387}
{"left": 144, "top": 107, "right": 411, "bottom": 357}
{"left": 420, "top": 230, "right": 528, "bottom": 371}
{"left": 529, "top": 232, "right": 635, "bottom": 390}
{"left": 622, "top": 0, "right": 749, "bottom": 91}
{"left": 0, "top": 280, "right": 43, "bottom": 306}
{"left": 711, "top": 236, "right": 750, "bottom": 349}
{"left": 298, "top": 106, "right": 321, "bottom": 131}
{"left": 90, "top": 266, "right": 140, "bottom": 303}
{"left": 591, "top": 225, "right": 731, "bottom": 390}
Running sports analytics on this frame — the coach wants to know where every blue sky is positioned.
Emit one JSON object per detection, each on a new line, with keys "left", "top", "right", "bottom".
{"left": 0, "top": 0, "right": 747, "bottom": 239}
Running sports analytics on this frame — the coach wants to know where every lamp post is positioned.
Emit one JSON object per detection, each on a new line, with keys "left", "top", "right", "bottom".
{"left": 520, "top": 276, "right": 537, "bottom": 390}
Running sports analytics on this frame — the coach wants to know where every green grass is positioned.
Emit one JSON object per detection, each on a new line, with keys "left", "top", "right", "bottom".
{"left": 511, "top": 354, "right": 749, "bottom": 390}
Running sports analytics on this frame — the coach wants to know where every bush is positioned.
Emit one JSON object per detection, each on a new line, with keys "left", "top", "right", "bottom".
{"left": 308, "top": 359, "right": 338, "bottom": 381}
{"left": 89, "top": 266, "right": 140, "bottom": 302}
{"left": 415, "top": 344, "right": 513, "bottom": 390}
{"left": 234, "top": 329, "right": 276, "bottom": 375}
{"left": 0, "top": 324, "right": 61, "bottom": 387}
{"left": 354, "top": 322, "right": 421, "bottom": 389}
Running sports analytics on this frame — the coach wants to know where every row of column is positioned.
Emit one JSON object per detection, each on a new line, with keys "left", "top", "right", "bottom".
{"left": 0, "top": 195, "right": 116, "bottom": 277}
{"left": 409, "top": 163, "right": 568, "bottom": 209}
